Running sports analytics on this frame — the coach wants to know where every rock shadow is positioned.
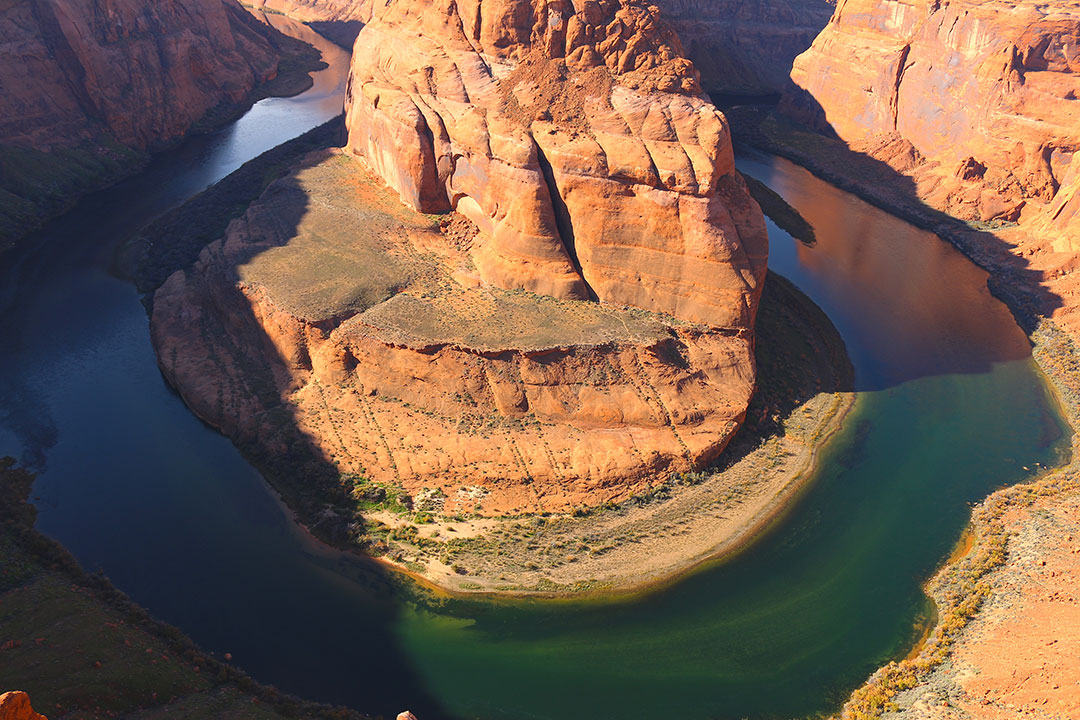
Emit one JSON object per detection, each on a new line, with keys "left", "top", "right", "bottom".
{"left": 308, "top": 20, "right": 364, "bottom": 50}
{"left": 140, "top": 123, "right": 461, "bottom": 720}
{"left": 717, "top": 93, "right": 1061, "bottom": 392}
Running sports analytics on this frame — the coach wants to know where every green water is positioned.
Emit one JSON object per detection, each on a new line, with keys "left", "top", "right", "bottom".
{"left": 1, "top": 44, "right": 1067, "bottom": 716}
{"left": 380, "top": 150, "right": 1069, "bottom": 719}
{"left": 395, "top": 368, "right": 1063, "bottom": 720}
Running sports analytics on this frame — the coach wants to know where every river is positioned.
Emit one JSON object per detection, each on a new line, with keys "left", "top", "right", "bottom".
{"left": 0, "top": 18, "right": 1068, "bottom": 720}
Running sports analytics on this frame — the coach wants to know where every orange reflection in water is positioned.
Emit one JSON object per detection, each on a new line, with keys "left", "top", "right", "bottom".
{"left": 738, "top": 149, "right": 1032, "bottom": 390}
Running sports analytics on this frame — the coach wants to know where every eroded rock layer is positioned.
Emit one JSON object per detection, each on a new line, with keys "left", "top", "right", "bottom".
{"left": 0, "top": 0, "right": 282, "bottom": 152}
{"left": 152, "top": 154, "right": 758, "bottom": 514}
{"left": 153, "top": 0, "right": 767, "bottom": 514}
{"left": 344, "top": 0, "right": 768, "bottom": 329}
{"left": 247, "top": 0, "right": 371, "bottom": 23}
{"left": 785, "top": 0, "right": 1080, "bottom": 263}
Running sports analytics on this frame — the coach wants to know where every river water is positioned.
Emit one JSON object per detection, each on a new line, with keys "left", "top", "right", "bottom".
{"left": 0, "top": 19, "right": 1069, "bottom": 720}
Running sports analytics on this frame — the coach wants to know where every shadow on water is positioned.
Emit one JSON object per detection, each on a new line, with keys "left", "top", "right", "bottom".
{"left": 0, "top": 19, "right": 456, "bottom": 720}
{"left": 719, "top": 92, "right": 1060, "bottom": 393}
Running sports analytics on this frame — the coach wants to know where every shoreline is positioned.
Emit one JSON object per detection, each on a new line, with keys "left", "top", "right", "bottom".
{"left": 0, "top": 459, "right": 371, "bottom": 720}
{"left": 725, "top": 106, "right": 1051, "bottom": 333}
{"left": 131, "top": 105, "right": 858, "bottom": 599}
{"left": 841, "top": 322, "right": 1080, "bottom": 718}
{"left": 130, "top": 124, "right": 856, "bottom": 599}
{"left": 726, "top": 106, "right": 1080, "bottom": 718}
{"left": 0, "top": 16, "right": 326, "bottom": 253}
{"left": 159, "top": 259, "right": 855, "bottom": 599}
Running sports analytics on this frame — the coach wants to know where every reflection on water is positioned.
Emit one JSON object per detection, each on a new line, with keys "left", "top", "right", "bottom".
{"left": 737, "top": 147, "right": 1032, "bottom": 390}
{"left": 0, "top": 28, "right": 1068, "bottom": 720}
{"left": 0, "top": 14, "right": 349, "bottom": 463}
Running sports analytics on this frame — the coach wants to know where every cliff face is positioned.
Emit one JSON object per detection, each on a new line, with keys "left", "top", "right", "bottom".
{"left": 152, "top": 153, "right": 760, "bottom": 514}
{"left": 152, "top": 0, "right": 768, "bottom": 514}
{"left": 0, "top": 0, "right": 288, "bottom": 242}
{"left": 659, "top": 0, "right": 834, "bottom": 95}
{"left": 786, "top": 0, "right": 1080, "bottom": 248}
{"left": 0, "top": 0, "right": 283, "bottom": 152}
{"left": 345, "top": 0, "right": 768, "bottom": 328}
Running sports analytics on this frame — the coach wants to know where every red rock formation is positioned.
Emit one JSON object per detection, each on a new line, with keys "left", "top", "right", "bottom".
{"left": 152, "top": 0, "right": 767, "bottom": 516}
{"left": 344, "top": 0, "right": 768, "bottom": 328}
{"left": 151, "top": 153, "right": 760, "bottom": 514}
{"left": 248, "top": 0, "right": 371, "bottom": 23}
{"left": 0, "top": 0, "right": 283, "bottom": 153}
{"left": 786, "top": 0, "right": 1080, "bottom": 251}
{"left": 0, "top": 692, "right": 47, "bottom": 720}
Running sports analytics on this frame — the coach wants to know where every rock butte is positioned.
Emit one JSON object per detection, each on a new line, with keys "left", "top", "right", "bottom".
{"left": 0, "top": 692, "right": 47, "bottom": 720}
{"left": 661, "top": 0, "right": 834, "bottom": 95}
{"left": 785, "top": 0, "right": 1080, "bottom": 334}
{"left": 152, "top": 0, "right": 768, "bottom": 515}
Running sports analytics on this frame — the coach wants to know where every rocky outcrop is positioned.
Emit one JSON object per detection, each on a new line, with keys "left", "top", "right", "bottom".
{"left": 785, "top": 0, "right": 1080, "bottom": 255}
{"left": 152, "top": 153, "right": 760, "bottom": 514}
{"left": 658, "top": 0, "right": 834, "bottom": 95}
{"left": 153, "top": 0, "right": 767, "bottom": 516}
{"left": 0, "top": 692, "right": 47, "bottom": 720}
{"left": 345, "top": 0, "right": 768, "bottom": 328}
{"left": 247, "top": 0, "right": 371, "bottom": 23}
{"left": 0, "top": 0, "right": 293, "bottom": 242}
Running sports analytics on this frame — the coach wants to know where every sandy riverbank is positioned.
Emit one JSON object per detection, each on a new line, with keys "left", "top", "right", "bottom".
{"left": 835, "top": 322, "right": 1080, "bottom": 720}
{"left": 368, "top": 272, "right": 855, "bottom": 595}
{"left": 729, "top": 107, "right": 1080, "bottom": 720}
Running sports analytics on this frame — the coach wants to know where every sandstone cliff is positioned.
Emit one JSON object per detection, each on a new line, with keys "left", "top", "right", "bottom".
{"left": 345, "top": 0, "right": 768, "bottom": 327}
{"left": 152, "top": 153, "right": 760, "bottom": 514}
{"left": 784, "top": 0, "right": 1080, "bottom": 328}
{"left": 659, "top": 0, "right": 834, "bottom": 95}
{"left": 0, "top": 0, "right": 295, "bottom": 242}
{"left": 0, "top": 692, "right": 46, "bottom": 720}
{"left": 152, "top": 0, "right": 768, "bottom": 515}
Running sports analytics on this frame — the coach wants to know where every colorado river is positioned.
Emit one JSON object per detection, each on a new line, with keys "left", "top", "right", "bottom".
{"left": 0, "top": 18, "right": 1068, "bottom": 720}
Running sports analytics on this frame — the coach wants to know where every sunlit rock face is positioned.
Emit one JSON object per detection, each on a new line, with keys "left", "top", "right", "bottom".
{"left": 247, "top": 0, "right": 371, "bottom": 23}
{"left": 786, "top": 0, "right": 1080, "bottom": 247}
{"left": 0, "top": 692, "right": 47, "bottom": 720}
{"left": 151, "top": 0, "right": 771, "bottom": 514}
{"left": 344, "top": 0, "right": 768, "bottom": 328}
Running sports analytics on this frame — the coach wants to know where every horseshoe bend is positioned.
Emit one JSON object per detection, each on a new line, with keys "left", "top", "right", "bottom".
{"left": 147, "top": 0, "right": 802, "bottom": 588}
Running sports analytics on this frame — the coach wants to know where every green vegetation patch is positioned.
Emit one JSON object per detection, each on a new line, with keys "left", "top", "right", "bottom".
{"left": 0, "top": 139, "right": 147, "bottom": 246}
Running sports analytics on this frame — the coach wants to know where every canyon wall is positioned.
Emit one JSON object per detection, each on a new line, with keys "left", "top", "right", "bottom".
{"left": 0, "top": 0, "right": 291, "bottom": 242}
{"left": 659, "top": 0, "right": 834, "bottom": 95}
{"left": 785, "top": 0, "right": 1080, "bottom": 252}
{"left": 153, "top": 0, "right": 769, "bottom": 515}
{"left": 345, "top": 0, "right": 768, "bottom": 328}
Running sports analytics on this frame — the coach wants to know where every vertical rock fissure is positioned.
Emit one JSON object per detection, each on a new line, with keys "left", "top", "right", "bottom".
{"left": 890, "top": 43, "right": 912, "bottom": 131}
{"left": 534, "top": 142, "right": 598, "bottom": 301}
